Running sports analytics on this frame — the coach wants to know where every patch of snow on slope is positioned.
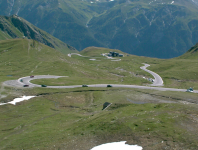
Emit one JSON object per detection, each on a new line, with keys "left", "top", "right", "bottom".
{"left": 91, "top": 141, "right": 143, "bottom": 150}
{"left": 170, "top": 1, "right": 174, "bottom": 4}
{"left": 0, "top": 96, "right": 36, "bottom": 106}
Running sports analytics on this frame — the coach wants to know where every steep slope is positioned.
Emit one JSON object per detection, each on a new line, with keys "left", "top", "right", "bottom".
{"left": 89, "top": 0, "right": 198, "bottom": 58}
{"left": 0, "top": 39, "right": 73, "bottom": 82}
{"left": 0, "top": 0, "right": 111, "bottom": 50}
{"left": 147, "top": 42, "right": 198, "bottom": 89}
{"left": 0, "top": 15, "right": 77, "bottom": 54}
{"left": 179, "top": 42, "right": 198, "bottom": 59}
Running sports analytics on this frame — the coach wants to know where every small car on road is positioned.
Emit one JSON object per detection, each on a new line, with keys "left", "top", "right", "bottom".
{"left": 186, "top": 87, "right": 193, "bottom": 92}
{"left": 41, "top": 85, "right": 47, "bottom": 87}
{"left": 30, "top": 75, "right": 34, "bottom": 78}
{"left": 107, "top": 85, "right": 112, "bottom": 87}
{"left": 23, "top": 85, "right": 29, "bottom": 87}
{"left": 82, "top": 84, "right": 88, "bottom": 87}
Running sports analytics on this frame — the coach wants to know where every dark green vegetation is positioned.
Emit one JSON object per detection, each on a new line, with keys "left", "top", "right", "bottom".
{"left": 88, "top": 0, "right": 198, "bottom": 58}
{"left": 0, "top": 39, "right": 198, "bottom": 149}
{"left": 0, "top": 15, "right": 77, "bottom": 54}
{"left": 0, "top": 0, "right": 109, "bottom": 51}
{"left": 1, "top": 0, "right": 198, "bottom": 58}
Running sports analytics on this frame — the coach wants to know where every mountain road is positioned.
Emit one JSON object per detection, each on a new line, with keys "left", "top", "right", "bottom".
{"left": 140, "top": 63, "right": 163, "bottom": 86}
{"left": 3, "top": 64, "right": 197, "bottom": 93}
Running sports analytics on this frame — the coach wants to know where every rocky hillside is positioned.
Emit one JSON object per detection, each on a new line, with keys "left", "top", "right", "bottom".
{"left": 1, "top": 0, "right": 198, "bottom": 58}
{"left": 0, "top": 15, "right": 77, "bottom": 54}
{"left": 89, "top": 0, "right": 198, "bottom": 58}
{"left": 0, "top": 0, "right": 107, "bottom": 50}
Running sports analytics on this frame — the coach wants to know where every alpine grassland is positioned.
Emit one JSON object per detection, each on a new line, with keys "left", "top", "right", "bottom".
{"left": 149, "top": 43, "right": 198, "bottom": 89}
{"left": 0, "top": 39, "right": 198, "bottom": 149}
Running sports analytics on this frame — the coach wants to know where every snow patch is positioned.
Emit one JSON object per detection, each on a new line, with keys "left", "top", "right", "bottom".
{"left": 170, "top": 1, "right": 174, "bottom": 4}
{"left": 0, "top": 96, "right": 36, "bottom": 106}
{"left": 91, "top": 141, "right": 143, "bottom": 150}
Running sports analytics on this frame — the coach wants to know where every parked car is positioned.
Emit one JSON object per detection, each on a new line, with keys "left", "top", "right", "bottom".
{"left": 20, "top": 79, "right": 23, "bottom": 82}
{"left": 82, "top": 84, "right": 88, "bottom": 87}
{"left": 23, "top": 85, "right": 29, "bottom": 87}
{"left": 41, "top": 85, "right": 47, "bottom": 87}
{"left": 30, "top": 75, "right": 34, "bottom": 78}
{"left": 107, "top": 85, "right": 112, "bottom": 87}
{"left": 186, "top": 87, "right": 193, "bottom": 92}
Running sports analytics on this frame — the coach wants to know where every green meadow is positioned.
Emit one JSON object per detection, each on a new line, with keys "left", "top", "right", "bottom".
{"left": 0, "top": 39, "right": 198, "bottom": 149}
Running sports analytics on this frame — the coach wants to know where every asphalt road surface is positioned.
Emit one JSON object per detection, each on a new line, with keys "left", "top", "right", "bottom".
{"left": 140, "top": 64, "right": 163, "bottom": 86}
{"left": 3, "top": 64, "right": 197, "bottom": 93}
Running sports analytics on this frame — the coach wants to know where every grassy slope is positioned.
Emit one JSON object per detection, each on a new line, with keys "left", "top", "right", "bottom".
{"left": 0, "top": 41, "right": 198, "bottom": 149}
{"left": 0, "top": 15, "right": 77, "bottom": 54}
{"left": 0, "top": 16, "right": 23, "bottom": 40}
{"left": 33, "top": 46, "right": 198, "bottom": 90}
{"left": 0, "top": 39, "right": 72, "bottom": 82}
{"left": 148, "top": 43, "right": 198, "bottom": 89}
{"left": 0, "top": 31, "right": 12, "bottom": 40}
{"left": 0, "top": 39, "right": 152, "bottom": 99}
{"left": 0, "top": 88, "right": 198, "bottom": 150}
{"left": 179, "top": 42, "right": 198, "bottom": 59}
{"left": 32, "top": 47, "right": 157, "bottom": 86}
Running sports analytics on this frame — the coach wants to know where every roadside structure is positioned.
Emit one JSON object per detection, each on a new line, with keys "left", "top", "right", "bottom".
{"left": 102, "top": 102, "right": 112, "bottom": 110}
{"left": 108, "top": 51, "right": 123, "bottom": 57}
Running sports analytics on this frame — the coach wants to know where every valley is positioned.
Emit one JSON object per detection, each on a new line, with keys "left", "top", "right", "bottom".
{"left": 0, "top": 0, "right": 198, "bottom": 149}
{"left": 1, "top": 0, "right": 198, "bottom": 58}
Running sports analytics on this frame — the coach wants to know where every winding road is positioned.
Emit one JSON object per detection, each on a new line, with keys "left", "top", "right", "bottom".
{"left": 3, "top": 64, "right": 197, "bottom": 93}
{"left": 140, "top": 63, "right": 163, "bottom": 86}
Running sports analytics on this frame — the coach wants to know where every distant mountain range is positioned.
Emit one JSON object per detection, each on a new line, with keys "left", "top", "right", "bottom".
{"left": 1, "top": 0, "right": 198, "bottom": 58}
